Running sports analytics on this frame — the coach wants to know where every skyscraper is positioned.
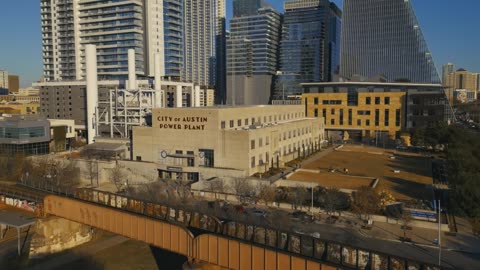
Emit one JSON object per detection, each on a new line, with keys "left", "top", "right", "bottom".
{"left": 0, "top": 70, "right": 8, "bottom": 90}
{"left": 340, "top": 0, "right": 440, "bottom": 83}
{"left": 227, "top": 7, "right": 282, "bottom": 105}
{"left": 184, "top": 0, "right": 226, "bottom": 89}
{"left": 273, "top": 0, "right": 341, "bottom": 100}
{"left": 40, "top": 0, "right": 184, "bottom": 82}
{"left": 233, "top": 0, "right": 262, "bottom": 17}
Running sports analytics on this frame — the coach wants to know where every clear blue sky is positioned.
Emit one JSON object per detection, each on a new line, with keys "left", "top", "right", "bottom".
{"left": 0, "top": 0, "right": 479, "bottom": 87}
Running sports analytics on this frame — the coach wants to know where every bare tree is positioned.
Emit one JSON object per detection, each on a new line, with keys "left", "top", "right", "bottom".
{"left": 231, "top": 178, "right": 253, "bottom": 204}
{"left": 400, "top": 210, "right": 413, "bottom": 241}
{"left": 56, "top": 160, "right": 80, "bottom": 194}
{"left": 86, "top": 160, "right": 98, "bottom": 187}
{"left": 110, "top": 164, "right": 127, "bottom": 192}
{"left": 288, "top": 186, "right": 307, "bottom": 210}
{"left": 257, "top": 182, "right": 276, "bottom": 206}
{"left": 321, "top": 188, "right": 350, "bottom": 216}
{"left": 351, "top": 186, "right": 381, "bottom": 222}
{"left": 173, "top": 179, "right": 192, "bottom": 204}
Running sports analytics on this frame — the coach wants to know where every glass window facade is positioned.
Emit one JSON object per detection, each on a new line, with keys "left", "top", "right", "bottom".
{"left": 340, "top": 0, "right": 440, "bottom": 83}
{"left": 273, "top": 0, "right": 341, "bottom": 99}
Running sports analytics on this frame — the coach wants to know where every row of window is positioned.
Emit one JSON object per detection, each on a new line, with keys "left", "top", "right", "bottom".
{"left": 250, "top": 139, "right": 314, "bottom": 168}
{"left": 365, "top": 96, "right": 390, "bottom": 105}
{"left": 316, "top": 108, "right": 401, "bottom": 127}
{"left": 220, "top": 112, "right": 305, "bottom": 129}
{"left": 0, "top": 127, "right": 46, "bottom": 139}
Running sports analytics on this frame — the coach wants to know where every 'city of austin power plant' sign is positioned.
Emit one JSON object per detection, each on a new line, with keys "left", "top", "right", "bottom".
{"left": 157, "top": 115, "right": 208, "bottom": 130}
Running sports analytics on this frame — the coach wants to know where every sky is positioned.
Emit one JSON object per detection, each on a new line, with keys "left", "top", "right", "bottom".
{"left": 0, "top": 0, "right": 479, "bottom": 88}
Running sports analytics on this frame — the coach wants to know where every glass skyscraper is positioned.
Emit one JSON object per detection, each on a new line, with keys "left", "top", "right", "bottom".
{"left": 233, "top": 0, "right": 262, "bottom": 17}
{"left": 273, "top": 0, "right": 341, "bottom": 100}
{"left": 340, "top": 0, "right": 440, "bottom": 83}
{"left": 227, "top": 7, "right": 281, "bottom": 105}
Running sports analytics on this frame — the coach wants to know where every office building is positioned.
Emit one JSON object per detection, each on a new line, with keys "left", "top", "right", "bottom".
{"left": 302, "top": 82, "right": 450, "bottom": 140}
{"left": 8, "top": 75, "right": 19, "bottom": 93}
{"left": 443, "top": 65, "right": 480, "bottom": 102}
{"left": 133, "top": 105, "right": 325, "bottom": 179}
{"left": 273, "top": 0, "right": 341, "bottom": 100}
{"left": 442, "top": 63, "right": 454, "bottom": 84}
{"left": 184, "top": 0, "right": 226, "bottom": 89}
{"left": 0, "top": 115, "right": 75, "bottom": 155}
{"left": 0, "top": 103, "right": 40, "bottom": 115}
{"left": 40, "top": 0, "right": 184, "bottom": 81}
{"left": 227, "top": 7, "right": 282, "bottom": 105}
{"left": 340, "top": 0, "right": 440, "bottom": 83}
{"left": 233, "top": 0, "right": 262, "bottom": 17}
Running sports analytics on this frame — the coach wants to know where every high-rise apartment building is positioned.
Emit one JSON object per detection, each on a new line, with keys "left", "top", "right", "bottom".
{"left": 227, "top": 7, "right": 281, "bottom": 105}
{"left": 0, "top": 70, "right": 8, "bottom": 90}
{"left": 443, "top": 64, "right": 480, "bottom": 102}
{"left": 184, "top": 0, "right": 226, "bottom": 88}
{"left": 40, "top": 0, "right": 184, "bottom": 82}
{"left": 340, "top": 0, "right": 440, "bottom": 83}
{"left": 273, "top": 0, "right": 341, "bottom": 100}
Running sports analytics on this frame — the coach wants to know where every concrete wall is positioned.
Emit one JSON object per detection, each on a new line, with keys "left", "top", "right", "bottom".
{"left": 29, "top": 217, "right": 93, "bottom": 258}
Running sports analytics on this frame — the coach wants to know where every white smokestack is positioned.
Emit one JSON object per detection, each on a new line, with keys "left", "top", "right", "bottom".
{"left": 85, "top": 44, "right": 98, "bottom": 145}
{"left": 154, "top": 53, "right": 162, "bottom": 90}
{"left": 128, "top": 49, "right": 136, "bottom": 90}
{"left": 154, "top": 53, "right": 163, "bottom": 107}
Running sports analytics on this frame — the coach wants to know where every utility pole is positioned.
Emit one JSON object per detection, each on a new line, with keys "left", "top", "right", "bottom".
{"left": 438, "top": 199, "right": 442, "bottom": 266}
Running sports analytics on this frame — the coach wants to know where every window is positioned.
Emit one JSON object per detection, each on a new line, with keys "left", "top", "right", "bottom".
{"left": 199, "top": 149, "right": 214, "bottom": 168}
{"left": 230, "top": 120, "right": 234, "bottom": 128}
{"left": 251, "top": 140, "right": 255, "bottom": 150}
{"left": 221, "top": 121, "right": 225, "bottom": 129}
{"left": 375, "top": 97, "right": 380, "bottom": 105}
{"left": 385, "top": 109, "right": 390, "bottom": 126}
{"left": 266, "top": 136, "right": 270, "bottom": 145}
{"left": 314, "top": 97, "right": 319, "bottom": 105}
{"left": 314, "top": 109, "right": 318, "bottom": 117}
{"left": 357, "top": 110, "right": 371, "bottom": 115}
{"left": 357, "top": 119, "right": 361, "bottom": 126}
{"left": 331, "top": 108, "right": 335, "bottom": 115}
{"left": 395, "top": 109, "right": 401, "bottom": 127}
{"left": 348, "top": 109, "right": 352, "bottom": 125}
{"left": 375, "top": 109, "right": 380, "bottom": 126}
{"left": 340, "top": 109, "right": 344, "bottom": 125}
{"left": 366, "top": 120, "right": 370, "bottom": 126}
{"left": 331, "top": 119, "right": 335, "bottom": 125}
{"left": 266, "top": 152, "right": 269, "bottom": 165}
{"left": 187, "top": 151, "right": 194, "bottom": 167}
{"left": 322, "top": 109, "right": 326, "bottom": 118}
{"left": 245, "top": 118, "right": 249, "bottom": 125}
{"left": 251, "top": 156, "right": 256, "bottom": 168}
{"left": 238, "top": 119, "right": 242, "bottom": 127}
{"left": 259, "top": 138, "right": 263, "bottom": 147}
{"left": 366, "top": 97, "right": 371, "bottom": 105}
{"left": 384, "top": 97, "right": 390, "bottom": 105}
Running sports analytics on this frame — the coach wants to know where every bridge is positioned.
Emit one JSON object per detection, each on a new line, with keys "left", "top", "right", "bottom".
{"left": 0, "top": 184, "right": 447, "bottom": 270}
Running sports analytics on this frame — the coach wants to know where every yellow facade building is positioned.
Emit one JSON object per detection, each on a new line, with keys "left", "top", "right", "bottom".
{"left": 443, "top": 68, "right": 480, "bottom": 102}
{"left": 301, "top": 82, "right": 448, "bottom": 141}
{"left": 0, "top": 103, "right": 40, "bottom": 115}
{"left": 303, "top": 92, "right": 404, "bottom": 139}
{"left": 133, "top": 105, "right": 325, "bottom": 179}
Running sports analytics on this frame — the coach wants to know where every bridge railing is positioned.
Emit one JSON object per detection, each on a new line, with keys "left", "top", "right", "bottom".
{"left": 68, "top": 187, "right": 446, "bottom": 270}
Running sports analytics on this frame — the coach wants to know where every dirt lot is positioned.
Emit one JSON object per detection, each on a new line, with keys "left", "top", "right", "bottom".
{"left": 289, "top": 145, "right": 433, "bottom": 201}
{"left": 288, "top": 171, "right": 374, "bottom": 190}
